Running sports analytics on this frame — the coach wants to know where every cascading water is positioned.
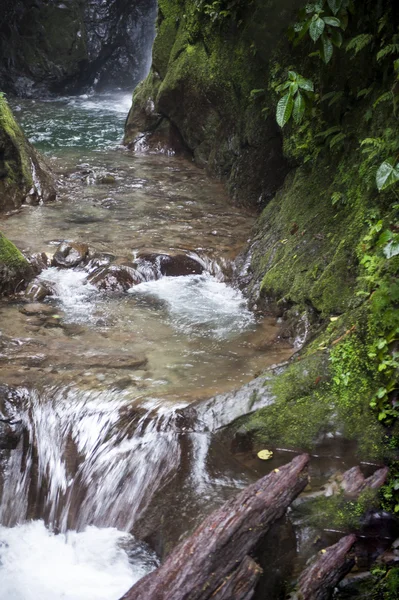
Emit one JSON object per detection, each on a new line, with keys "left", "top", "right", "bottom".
{"left": 0, "top": 84, "right": 293, "bottom": 598}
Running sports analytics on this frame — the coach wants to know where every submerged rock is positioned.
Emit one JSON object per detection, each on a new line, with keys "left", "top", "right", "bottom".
{"left": 25, "top": 281, "right": 52, "bottom": 302}
{"left": 136, "top": 252, "right": 204, "bottom": 278}
{"left": 20, "top": 303, "right": 57, "bottom": 316}
{"left": 52, "top": 241, "right": 89, "bottom": 268}
{"left": 98, "top": 174, "right": 116, "bottom": 185}
{"left": 88, "top": 264, "right": 140, "bottom": 292}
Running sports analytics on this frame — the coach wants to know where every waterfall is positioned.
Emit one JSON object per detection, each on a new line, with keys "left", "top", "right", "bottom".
{"left": 0, "top": 388, "right": 183, "bottom": 533}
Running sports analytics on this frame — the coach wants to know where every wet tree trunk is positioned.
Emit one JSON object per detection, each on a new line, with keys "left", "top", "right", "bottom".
{"left": 295, "top": 534, "right": 357, "bottom": 600}
{"left": 121, "top": 453, "right": 310, "bottom": 600}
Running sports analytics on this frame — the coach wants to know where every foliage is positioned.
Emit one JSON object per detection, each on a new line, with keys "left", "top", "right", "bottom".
{"left": 291, "top": 0, "right": 353, "bottom": 64}
{"left": 275, "top": 71, "right": 314, "bottom": 127}
{"left": 194, "top": 0, "right": 249, "bottom": 24}
{"left": 357, "top": 217, "right": 399, "bottom": 424}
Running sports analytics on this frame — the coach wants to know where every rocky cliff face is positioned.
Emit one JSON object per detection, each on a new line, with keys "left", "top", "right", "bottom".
{"left": 124, "top": 0, "right": 304, "bottom": 209}
{"left": 0, "top": 0, "right": 157, "bottom": 96}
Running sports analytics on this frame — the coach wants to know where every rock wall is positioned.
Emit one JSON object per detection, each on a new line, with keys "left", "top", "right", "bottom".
{"left": 0, "top": 96, "right": 55, "bottom": 211}
{"left": 124, "top": 0, "right": 304, "bottom": 208}
{"left": 0, "top": 0, "right": 157, "bottom": 96}
{"left": 126, "top": 0, "right": 399, "bottom": 463}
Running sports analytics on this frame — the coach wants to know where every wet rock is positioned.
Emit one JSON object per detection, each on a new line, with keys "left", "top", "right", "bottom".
{"left": 98, "top": 174, "right": 116, "bottom": 185}
{"left": 82, "top": 354, "right": 147, "bottom": 370}
{"left": 0, "top": 232, "right": 34, "bottom": 296}
{"left": 137, "top": 252, "right": 204, "bottom": 278}
{"left": 113, "top": 376, "right": 135, "bottom": 390}
{"left": 25, "top": 281, "right": 52, "bottom": 302}
{"left": 52, "top": 241, "right": 89, "bottom": 268}
{"left": 0, "top": 385, "right": 23, "bottom": 450}
{"left": 85, "top": 252, "right": 116, "bottom": 273}
{"left": 20, "top": 303, "right": 57, "bottom": 316}
{"left": 29, "top": 252, "right": 51, "bottom": 273}
{"left": 88, "top": 264, "right": 140, "bottom": 292}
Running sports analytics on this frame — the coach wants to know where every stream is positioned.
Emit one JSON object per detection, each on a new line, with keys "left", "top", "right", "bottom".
{"left": 0, "top": 93, "right": 296, "bottom": 599}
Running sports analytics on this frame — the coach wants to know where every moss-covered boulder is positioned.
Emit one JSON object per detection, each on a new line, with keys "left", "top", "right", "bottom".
{"left": 125, "top": 0, "right": 306, "bottom": 207}
{"left": 0, "top": 232, "right": 33, "bottom": 296}
{"left": 0, "top": 96, "right": 55, "bottom": 212}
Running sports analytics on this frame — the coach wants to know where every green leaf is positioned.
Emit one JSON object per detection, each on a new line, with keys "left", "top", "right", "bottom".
{"left": 293, "top": 92, "right": 306, "bottom": 124}
{"left": 276, "top": 93, "right": 294, "bottom": 128}
{"left": 323, "top": 16, "right": 341, "bottom": 27}
{"left": 376, "top": 159, "right": 399, "bottom": 191}
{"left": 288, "top": 70, "right": 297, "bottom": 81}
{"left": 384, "top": 241, "right": 399, "bottom": 259}
{"left": 297, "top": 75, "right": 314, "bottom": 91}
{"left": 309, "top": 16, "right": 325, "bottom": 42}
{"left": 331, "top": 29, "right": 343, "bottom": 48}
{"left": 327, "top": 0, "right": 341, "bottom": 15}
{"left": 290, "top": 82, "right": 299, "bottom": 95}
{"left": 321, "top": 34, "right": 333, "bottom": 63}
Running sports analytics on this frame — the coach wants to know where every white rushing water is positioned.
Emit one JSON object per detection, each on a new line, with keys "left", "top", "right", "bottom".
{"left": 38, "top": 267, "right": 98, "bottom": 323}
{"left": 0, "top": 521, "right": 157, "bottom": 600}
{"left": 129, "top": 274, "right": 255, "bottom": 339}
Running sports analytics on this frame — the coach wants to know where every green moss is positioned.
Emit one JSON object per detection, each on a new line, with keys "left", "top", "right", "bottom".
{"left": 0, "top": 96, "right": 33, "bottom": 188}
{"left": 0, "top": 232, "right": 28, "bottom": 269}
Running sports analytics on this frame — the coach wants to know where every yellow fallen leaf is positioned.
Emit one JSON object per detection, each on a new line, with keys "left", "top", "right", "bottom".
{"left": 257, "top": 449, "right": 273, "bottom": 461}
{"left": 330, "top": 316, "right": 339, "bottom": 322}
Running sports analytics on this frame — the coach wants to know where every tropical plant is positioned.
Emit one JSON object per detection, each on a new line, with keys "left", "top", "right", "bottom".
{"left": 291, "top": 0, "right": 353, "bottom": 64}
{"left": 275, "top": 71, "right": 314, "bottom": 128}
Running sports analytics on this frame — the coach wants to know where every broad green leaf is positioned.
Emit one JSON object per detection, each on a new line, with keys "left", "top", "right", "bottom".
{"left": 288, "top": 70, "right": 297, "bottom": 81}
{"left": 331, "top": 29, "right": 343, "bottom": 47}
{"left": 275, "top": 81, "right": 291, "bottom": 93}
{"left": 376, "top": 159, "right": 399, "bottom": 191}
{"left": 321, "top": 34, "right": 333, "bottom": 63}
{"left": 327, "top": 0, "right": 341, "bottom": 15}
{"left": 309, "top": 16, "right": 325, "bottom": 42}
{"left": 297, "top": 75, "right": 314, "bottom": 91}
{"left": 276, "top": 93, "right": 294, "bottom": 128}
{"left": 323, "top": 16, "right": 341, "bottom": 27}
{"left": 384, "top": 241, "right": 399, "bottom": 259}
{"left": 293, "top": 92, "right": 306, "bottom": 124}
{"left": 290, "top": 82, "right": 299, "bottom": 95}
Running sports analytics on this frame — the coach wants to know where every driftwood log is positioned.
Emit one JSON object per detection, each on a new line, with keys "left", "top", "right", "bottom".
{"left": 295, "top": 534, "right": 357, "bottom": 600}
{"left": 121, "top": 453, "right": 310, "bottom": 600}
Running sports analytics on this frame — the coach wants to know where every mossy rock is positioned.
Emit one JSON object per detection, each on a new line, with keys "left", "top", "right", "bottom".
{"left": 0, "top": 97, "right": 55, "bottom": 212}
{"left": 0, "top": 232, "right": 32, "bottom": 296}
{"left": 124, "top": 0, "right": 307, "bottom": 207}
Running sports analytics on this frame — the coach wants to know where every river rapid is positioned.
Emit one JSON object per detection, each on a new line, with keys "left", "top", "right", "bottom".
{"left": 0, "top": 92, "right": 294, "bottom": 599}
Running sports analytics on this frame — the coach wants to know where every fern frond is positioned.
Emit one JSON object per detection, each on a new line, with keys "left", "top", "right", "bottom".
{"left": 357, "top": 86, "right": 374, "bottom": 99}
{"left": 361, "top": 137, "right": 386, "bottom": 149}
{"left": 373, "top": 91, "right": 393, "bottom": 109}
{"left": 315, "top": 125, "right": 342, "bottom": 139}
{"left": 377, "top": 44, "right": 399, "bottom": 62}
{"left": 346, "top": 34, "right": 374, "bottom": 55}
{"left": 329, "top": 132, "right": 347, "bottom": 148}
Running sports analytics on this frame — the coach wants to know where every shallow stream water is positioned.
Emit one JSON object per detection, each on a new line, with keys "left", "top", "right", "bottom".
{"left": 0, "top": 93, "right": 295, "bottom": 599}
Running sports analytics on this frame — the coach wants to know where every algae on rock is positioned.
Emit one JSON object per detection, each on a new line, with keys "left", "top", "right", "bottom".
{"left": 0, "top": 96, "right": 55, "bottom": 212}
{"left": 0, "top": 232, "right": 32, "bottom": 296}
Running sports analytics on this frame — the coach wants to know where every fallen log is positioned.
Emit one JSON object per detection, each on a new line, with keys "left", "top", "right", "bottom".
{"left": 121, "top": 453, "right": 310, "bottom": 600}
{"left": 294, "top": 534, "right": 357, "bottom": 600}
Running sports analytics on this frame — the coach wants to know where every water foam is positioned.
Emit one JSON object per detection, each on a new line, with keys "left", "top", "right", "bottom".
{"left": 38, "top": 267, "right": 97, "bottom": 323}
{"left": 129, "top": 274, "right": 255, "bottom": 339}
{"left": 0, "top": 521, "right": 157, "bottom": 600}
